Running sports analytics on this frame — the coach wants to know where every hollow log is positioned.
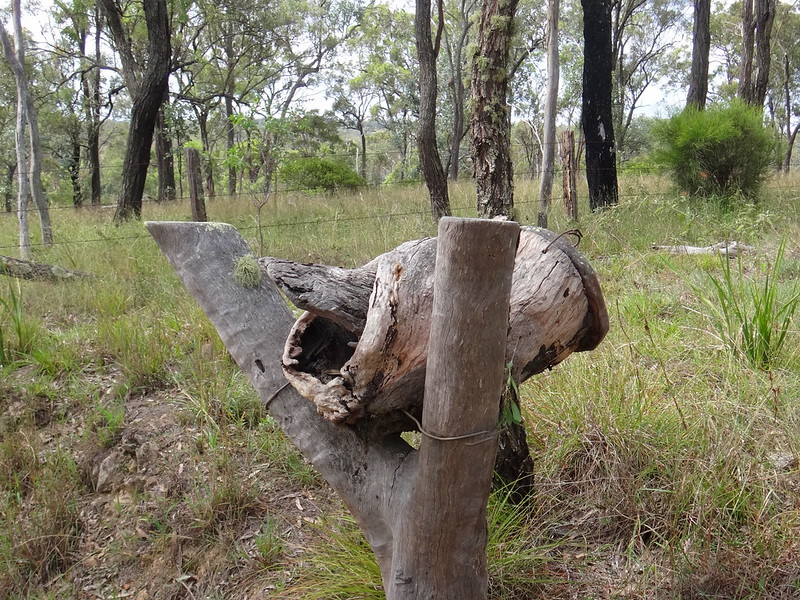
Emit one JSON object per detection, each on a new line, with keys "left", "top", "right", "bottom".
{"left": 267, "top": 226, "right": 608, "bottom": 432}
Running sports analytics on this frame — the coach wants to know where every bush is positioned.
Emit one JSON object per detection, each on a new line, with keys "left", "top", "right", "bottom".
{"left": 280, "top": 157, "right": 365, "bottom": 192}
{"left": 653, "top": 100, "right": 775, "bottom": 202}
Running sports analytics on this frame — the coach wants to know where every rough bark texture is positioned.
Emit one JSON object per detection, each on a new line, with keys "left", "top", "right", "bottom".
{"left": 273, "top": 227, "right": 608, "bottom": 435}
{"left": 752, "top": 0, "right": 775, "bottom": 108}
{"left": 738, "top": 0, "right": 775, "bottom": 107}
{"left": 148, "top": 218, "right": 602, "bottom": 598}
{"left": 581, "top": 0, "right": 619, "bottom": 211}
{"left": 471, "top": 0, "right": 520, "bottom": 218}
{"left": 99, "top": 0, "right": 171, "bottom": 221}
{"left": 686, "top": 0, "right": 711, "bottom": 110}
{"left": 738, "top": 0, "right": 755, "bottom": 102}
{"left": 184, "top": 148, "right": 207, "bottom": 222}
{"left": 416, "top": 0, "right": 451, "bottom": 221}
{"left": 0, "top": 254, "right": 91, "bottom": 282}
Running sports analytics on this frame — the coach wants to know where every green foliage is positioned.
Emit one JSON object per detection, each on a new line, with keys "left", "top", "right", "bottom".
{"left": 280, "top": 157, "right": 366, "bottom": 192}
{"left": 233, "top": 253, "right": 262, "bottom": 288}
{"left": 0, "top": 279, "right": 42, "bottom": 367}
{"left": 653, "top": 100, "right": 776, "bottom": 202}
{"left": 693, "top": 240, "right": 800, "bottom": 370}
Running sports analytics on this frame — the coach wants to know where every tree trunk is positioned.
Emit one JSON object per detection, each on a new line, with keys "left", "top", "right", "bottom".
{"left": 752, "top": 0, "right": 775, "bottom": 108}
{"left": 738, "top": 0, "right": 755, "bottom": 102}
{"left": 686, "top": 0, "right": 711, "bottom": 110}
{"left": 3, "top": 164, "right": 14, "bottom": 213}
{"left": 69, "top": 136, "right": 82, "bottom": 208}
{"left": 1, "top": 23, "right": 30, "bottom": 258}
{"left": 416, "top": 0, "right": 451, "bottom": 221}
{"left": 1, "top": 2, "right": 53, "bottom": 248}
{"left": 537, "top": 0, "right": 560, "bottom": 229}
{"left": 148, "top": 218, "right": 608, "bottom": 599}
{"left": 99, "top": 0, "right": 171, "bottom": 221}
{"left": 185, "top": 147, "right": 207, "bottom": 222}
{"left": 88, "top": 5, "right": 103, "bottom": 205}
{"left": 156, "top": 103, "right": 177, "bottom": 202}
{"left": 581, "top": 0, "right": 619, "bottom": 211}
{"left": 471, "top": 0, "right": 520, "bottom": 218}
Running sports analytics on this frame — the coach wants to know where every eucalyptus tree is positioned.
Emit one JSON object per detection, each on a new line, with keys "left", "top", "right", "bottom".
{"left": 767, "top": 2, "right": 800, "bottom": 170}
{"left": 50, "top": 0, "right": 106, "bottom": 206}
{"left": 175, "top": 0, "right": 366, "bottom": 196}
{"left": 1, "top": 0, "right": 54, "bottom": 253}
{"left": 336, "top": 4, "right": 418, "bottom": 182}
{"left": 331, "top": 76, "right": 376, "bottom": 179}
{"left": 440, "top": 0, "right": 477, "bottom": 180}
{"left": 581, "top": 0, "right": 619, "bottom": 210}
{"left": 738, "top": 0, "right": 776, "bottom": 107}
{"left": 416, "top": 0, "right": 451, "bottom": 220}
{"left": 98, "top": 0, "right": 171, "bottom": 221}
{"left": 687, "top": 0, "right": 711, "bottom": 109}
{"left": 610, "top": 0, "right": 684, "bottom": 154}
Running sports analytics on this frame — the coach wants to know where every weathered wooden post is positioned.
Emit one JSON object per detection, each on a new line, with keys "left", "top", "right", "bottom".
{"left": 147, "top": 216, "right": 608, "bottom": 599}
{"left": 560, "top": 129, "right": 578, "bottom": 221}
{"left": 388, "top": 217, "right": 518, "bottom": 598}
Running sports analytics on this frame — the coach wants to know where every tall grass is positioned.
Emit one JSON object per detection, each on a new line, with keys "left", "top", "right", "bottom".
{"left": 694, "top": 238, "right": 799, "bottom": 370}
{"left": 0, "top": 174, "right": 799, "bottom": 597}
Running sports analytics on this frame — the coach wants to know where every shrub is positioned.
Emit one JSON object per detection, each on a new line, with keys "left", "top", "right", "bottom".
{"left": 653, "top": 100, "right": 775, "bottom": 202}
{"left": 280, "top": 157, "right": 365, "bottom": 192}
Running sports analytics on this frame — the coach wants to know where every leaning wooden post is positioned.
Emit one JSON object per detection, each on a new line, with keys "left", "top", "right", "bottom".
{"left": 388, "top": 217, "right": 519, "bottom": 599}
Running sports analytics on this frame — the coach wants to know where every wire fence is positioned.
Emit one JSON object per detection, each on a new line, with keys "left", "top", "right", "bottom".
{"left": 1, "top": 168, "right": 798, "bottom": 251}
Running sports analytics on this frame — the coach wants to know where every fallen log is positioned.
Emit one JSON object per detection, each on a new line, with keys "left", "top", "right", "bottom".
{"left": 264, "top": 226, "right": 609, "bottom": 433}
{"left": 0, "top": 254, "right": 91, "bottom": 282}
{"left": 652, "top": 241, "right": 754, "bottom": 258}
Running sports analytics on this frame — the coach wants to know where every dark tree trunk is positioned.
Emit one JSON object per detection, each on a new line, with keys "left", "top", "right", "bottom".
{"left": 686, "top": 0, "right": 711, "bottom": 110}
{"left": 88, "top": 5, "right": 103, "bottom": 205}
{"left": 752, "top": 0, "right": 775, "bottom": 108}
{"left": 69, "top": 137, "right": 82, "bottom": 208}
{"left": 358, "top": 125, "right": 367, "bottom": 179}
{"left": 3, "top": 163, "right": 14, "bottom": 212}
{"left": 471, "top": 0, "right": 520, "bottom": 218}
{"left": 738, "top": 0, "right": 755, "bottom": 102}
{"left": 155, "top": 103, "right": 176, "bottom": 202}
{"left": 100, "top": 0, "right": 171, "bottom": 221}
{"left": 581, "top": 0, "right": 619, "bottom": 211}
{"left": 415, "top": 0, "right": 451, "bottom": 221}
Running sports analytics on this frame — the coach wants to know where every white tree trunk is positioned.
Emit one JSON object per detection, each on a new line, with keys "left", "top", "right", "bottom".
{"left": 537, "top": 0, "right": 560, "bottom": 228}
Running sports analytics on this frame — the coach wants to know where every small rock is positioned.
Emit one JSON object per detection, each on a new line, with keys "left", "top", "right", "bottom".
{"left": 96, "top": 450, "right": 126, "bottom": 493}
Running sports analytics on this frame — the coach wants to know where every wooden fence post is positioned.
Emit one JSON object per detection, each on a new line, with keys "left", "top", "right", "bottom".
{"left": 184, "top": 147, "right": 207, "bottom": 222}
{"left": 387, "top": 217, "right": 519, "bottom": 599}
{"left": 560, "top": 129, "right": 578, "bottom": 221}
